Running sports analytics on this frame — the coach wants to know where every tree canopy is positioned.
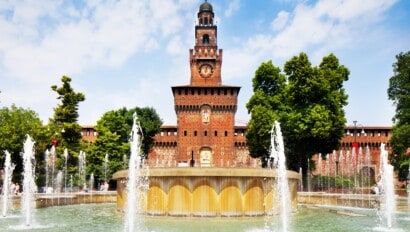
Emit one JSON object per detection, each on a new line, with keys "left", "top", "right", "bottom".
{"left": 0, "top": 105, "right": 51, "bottom": 183}
{"left": 86, "top": 107, "right": 162, "bottom": 183}
{"left": 49, "top": 76, "right": 85, "bottom": 183}
{"left": 246, "top": 53, "right": 349, "bottom": 172}
{"left": 387, "top": 51, "right": 410, "bottom": 180}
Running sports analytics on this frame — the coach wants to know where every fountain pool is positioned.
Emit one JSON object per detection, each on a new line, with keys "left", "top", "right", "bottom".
{"left": 1, "top": 203, "right": 409, "bottom": 231}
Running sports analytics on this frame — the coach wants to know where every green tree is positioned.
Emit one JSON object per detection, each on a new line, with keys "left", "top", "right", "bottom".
{"left": 387, "top": 51, "right": 410, "bottom": 180}
{"left": 0, "top": 105, "right": 51, "bottom": 183}
{"left": 246, "top": 53, "right": 349, "bottom": 172}
{"left": 50, "top": 76, "right": 85, "bottom": 175}
{"left": 86, "top": 107, "right": 162, "bottom": 183}
{"left": 246, "top": 61, "right": 286, "bottom": 166}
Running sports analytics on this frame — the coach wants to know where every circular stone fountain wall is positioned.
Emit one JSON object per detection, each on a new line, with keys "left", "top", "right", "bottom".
{"left": 113, "top": 167, "right": 300, "bottom": 217}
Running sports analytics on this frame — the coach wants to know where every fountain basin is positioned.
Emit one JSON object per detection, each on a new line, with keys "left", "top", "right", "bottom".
{"left": 113, "top": 167, "right": 300, "bottom": 216}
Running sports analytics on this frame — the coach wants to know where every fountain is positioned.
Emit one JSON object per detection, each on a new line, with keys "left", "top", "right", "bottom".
{"left": 379, "top": 143, "right": 396, "bottom": 228}
{"left": 2, "top": 151, "right": 15, "bottom": 217}
{"left": 124, "top": 112, "right": 147, "bottom": 232}
{"left": 50, "top": 145, "right": 56, "bottom": 193}
{"left": 408, "top": 166, "right": 410, "bottom": 208}
{"left": 268, "top": 121, "right": 291, "bottom": 231}
{"left": 104, "top": 154, "right": 109, "bottom": 182}
{"left": 113, "top": 120, "right": 300, "bottom": 220}
{"left": 78, "top": 151, "right": 86, "bottom": 191}
{"left": 64, "top": 148, "right": 68, "bottom": 192}
{"left": 21, "top": 135, "right": 36, "bottom": 226}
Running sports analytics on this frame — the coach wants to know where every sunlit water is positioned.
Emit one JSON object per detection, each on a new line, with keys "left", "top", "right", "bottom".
{"left": 1, "top": 204, "right": 409, "bottom": 232}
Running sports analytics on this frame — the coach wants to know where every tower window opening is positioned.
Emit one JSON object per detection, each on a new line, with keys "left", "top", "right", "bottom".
{"left": 204, "top": 17, "right": 208, "bottom": 25}
{"left": 214, "top": 131, "right": 218, "bottom": 136}
{"left": 225, "top": 131, "right": 228, "bottom": 136}
{"left": 194, "top": 131, "right": 198, "bottom": 136}
{"left": 202, "top": 34, "right": 210, "bottom": 44}
{"left": 204, "top": 131, "right": 208, "bottom": 136}
{"left": 199, "top": 18, "right": 203, "bottom": 25}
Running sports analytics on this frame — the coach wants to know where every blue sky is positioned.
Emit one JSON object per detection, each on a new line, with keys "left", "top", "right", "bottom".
{"left": 0, "top": 0, "right": 409, "bottom": 127}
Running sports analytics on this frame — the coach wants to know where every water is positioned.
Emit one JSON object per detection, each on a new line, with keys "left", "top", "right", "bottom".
{"left": 379, "top": 143, "right": 396, "bottom": 228}
{"left": 408, "top": 166, "right": 410, "bottom": 208}
{"left": 1, "top": 203, "right": 409, "bottom": 232}
{"left": 63, "top": 148, "right": 68, "bottom": 192}
{"left": 2, "top": 150, "right": 15, "bottom": 217}
{"left": 268, "top": 121, "right": 290, "bottom": 231}
{"left": 104, "top": 154, "right": 109, "bottom": 181}
{"left": 21, "top": 135, "right": 36, "bottom": 226}
{"left": 78, "top": 151, "right": 86, "bottom": 191}
{"left": 124, "top": 112, "right": 148, "bottom": 232}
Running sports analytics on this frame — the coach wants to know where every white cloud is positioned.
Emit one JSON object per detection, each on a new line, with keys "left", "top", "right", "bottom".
{"left": 271, "top": 11, "right": 290, "bottom": 31}
{"left": 224, "top": 0, "right": 240, "bottom": 18}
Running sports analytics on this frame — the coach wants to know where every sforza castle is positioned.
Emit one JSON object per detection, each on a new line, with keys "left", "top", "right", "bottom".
{"left": 81, "top": 1, "right": 392, "bottom": 182}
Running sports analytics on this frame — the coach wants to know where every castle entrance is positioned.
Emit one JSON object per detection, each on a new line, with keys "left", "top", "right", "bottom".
{"left": 199, "top": 147, "right": 212, "bottom": 167}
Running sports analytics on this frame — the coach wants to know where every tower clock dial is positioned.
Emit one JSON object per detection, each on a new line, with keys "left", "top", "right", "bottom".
{"left": 199, "top": 64, "right": 213, "bottom": 78}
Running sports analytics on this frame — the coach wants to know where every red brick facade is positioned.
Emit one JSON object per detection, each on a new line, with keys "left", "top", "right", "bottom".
{"left": 311, "top": 126, "right": 392, "bottom": 183}
{"left": 148, "top": 2, "right": 251, "bottom": 167}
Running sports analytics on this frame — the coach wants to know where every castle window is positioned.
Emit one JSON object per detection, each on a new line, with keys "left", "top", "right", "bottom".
{"left": 225, "top": 131, "right": 228, "bottom": 136}
{"left": 204, "top": 17, "right": 208, "bottom": 25}
{"left": 214, "top": 131, "right": 218, "bottom": 136}
{"left": 184, "top": 131, "right": 187, "bottom": 136}
{"left": 194, "top": 131, "right": 198, "bottom": 136}
{"left": 199, "top": 18, "right": 203, "bottom": 25}
{"left": 202, "top": 34, "right": 210, "bottom": 44}
{"left": 204, "top": 131, "right": 208, "bottom": 136}
{"left": 210, "top": 18, "right": 213, "bottom": 25}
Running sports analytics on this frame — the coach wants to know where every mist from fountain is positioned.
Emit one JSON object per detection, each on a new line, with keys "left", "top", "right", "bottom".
{"left": 268, "top": 121, "right": 290, "bottom": 232}
{"left": 124, "top": 112, "right": 148, "bottom": 232}
{"left": 379, "top": 143, "right": 396, "bottom": 228}
{"left": 44, "top": 149, "right": 50, "bottom": 194}
{"left": 407, "top": 166, "right": 410, "bottom": 208}
{"left": 56, "top": 171, "right": 63, "bottom": 193}
{"left": 89, "top": 173, "right": 94, "bottom": 192}
{"left": 21, "top": 135, "right": 36, "bottom": 226}
{"left": 78, "top": 151, "right": 86, "bottom": 191}
{"left": 2, "top": 151, "right": 15, "bottom": 217}
{"left": 104, "top": 154, "right": 109, "bottom": 181}
{"left": 63, "top": 148, "right": 68, "bottom": 192}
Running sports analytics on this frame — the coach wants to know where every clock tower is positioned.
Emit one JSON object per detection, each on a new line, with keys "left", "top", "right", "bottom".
{"left": 171, "top": 1, "right": 241, "bottom": 167}
{"left": 190, "top": 0, "right": 222, "bottom": 86}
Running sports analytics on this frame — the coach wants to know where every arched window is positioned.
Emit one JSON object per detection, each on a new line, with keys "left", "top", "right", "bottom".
{"left": 202, "top": 34, "right": 210, "bottom": 44}
{"left": 194, "top": 131, "right": 198, "bottom": 136}
{"left": 204, "top": 17, "right": 208, "bottom": 25}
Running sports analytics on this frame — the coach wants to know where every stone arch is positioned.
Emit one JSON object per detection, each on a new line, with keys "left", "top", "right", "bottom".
{"left": 220, "top": 179, "right": 243, "bottom": 216}
{"left": 192, "top": 178, "right": 217, "bottom": 216}
{"left": 168, "top": 178, "right": 191, "bottom": 216}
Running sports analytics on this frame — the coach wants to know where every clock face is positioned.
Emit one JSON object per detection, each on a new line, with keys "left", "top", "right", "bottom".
{"left": 199, "top": 64, "right": 213, "bottom": 78}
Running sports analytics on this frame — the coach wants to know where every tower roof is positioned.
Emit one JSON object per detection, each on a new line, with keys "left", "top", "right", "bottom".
{"left": 199, "top": 0, "right": 213, "bottom": 12}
